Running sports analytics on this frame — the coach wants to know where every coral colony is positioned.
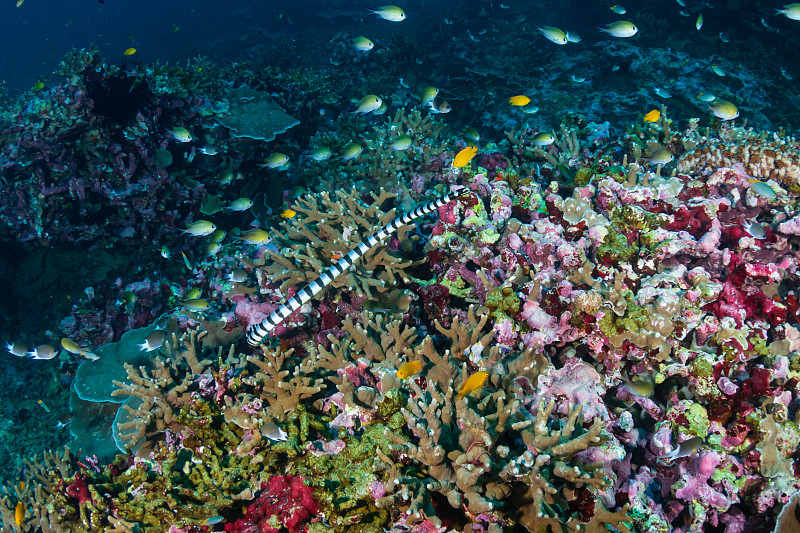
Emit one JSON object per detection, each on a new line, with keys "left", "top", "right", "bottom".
{"left": 2, "top": 14, "right": 800, "bottom": 533}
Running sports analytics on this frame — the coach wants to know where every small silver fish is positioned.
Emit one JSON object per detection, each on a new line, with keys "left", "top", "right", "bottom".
{"left": 28, "top": 345, "right": 58, "bottom": 360}
{"left": 260, "top": 422, "right": 288, "bottom": 441}
{"left": 743, "top": 220, "right": 766, "bottom": 240}
{"left": 138, "top": 330, "right": 166, "bottom": 352}
{"left": 5, "top": 341, "right": 28, "bottom": 357}
{"left": 660, "top": 436, "right": 703, "bottom": 462}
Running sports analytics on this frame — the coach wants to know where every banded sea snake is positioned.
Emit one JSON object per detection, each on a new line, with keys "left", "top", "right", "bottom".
{"left": 246, "top": 187, "right": 469, "bottom": 345}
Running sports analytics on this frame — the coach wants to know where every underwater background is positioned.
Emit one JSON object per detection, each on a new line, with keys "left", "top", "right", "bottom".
{"left": 1, "top": 0, "right": 800, "bottom": 531}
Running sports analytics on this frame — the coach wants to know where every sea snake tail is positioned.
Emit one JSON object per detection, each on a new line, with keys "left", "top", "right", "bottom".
{"left": 246, "top": 187, "right": 469, "bottom": 346}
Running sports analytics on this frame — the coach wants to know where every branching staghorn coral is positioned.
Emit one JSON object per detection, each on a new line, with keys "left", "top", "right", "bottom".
{"left": 242, "top": 346, "right": 325, "bottom": 422}
{"left": 110, "top": 330, "right": 237, "bottom": 453}
{"left": 248, "top": 187, "right": 468, "bottom": 344}
{"left": 262, "top": 187, "right": 415, "bottom": 300}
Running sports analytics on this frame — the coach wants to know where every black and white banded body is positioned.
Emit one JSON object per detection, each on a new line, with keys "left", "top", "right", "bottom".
{"left": 246, "top": 187, "right": 469, "bottom": 345}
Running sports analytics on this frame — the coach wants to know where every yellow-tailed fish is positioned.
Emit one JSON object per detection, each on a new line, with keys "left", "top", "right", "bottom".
{"left": 236, "top": 228, "right": 271, "bottom": 245}
{"left": 419, "top": 86, "right": 439, "bottom": 106}
{"left": 452, "top": 146, "right": 478, "bottom": 168}
{"left": 355, "top": 94, "right": 382, "bottom": 114}
{"left": 352, "top": 36, "right": 375, "bottom": 52}
{"left": 599, "top": 21, "right": 638, "bottom": 37}
{"left": 209, "top": 229, "right": 226, "bottom": 243}
{"left": 370, "top": 5, "right": 406, "bottom": 21}
{"left": 509, "top": 95, "right": 531, "bottom": 106}
{"left": 396, "top": 360, "right": 423, "bottom": 379}
{"left": 15, "top": 501, "right": 23, "bottom": 526}
{"left": 184, "top": 220, "right": 216, "bottom": 237}
{"left": 456, "top": 371, "right": 489, "bottom": 400}
{"left": 170, "top": 127, "right": 192, "bottom": 142}
{"left": 227, "top": 198, "right": 253, "bottom": 212}
{"left": 281, "top": 209, "right": 297, "bottom": 218}
{"left": 531, "top": 132, "right": 555, "bottom": 146}
{"left": 309, "top": 147, "right": 332, "bottom": 161}
{"left": 138, "top": 330, "right": 166, "bottom": 352}
{"left": 341, "top": 142, "right": 363, "bottom": 161}
{"left": 710, "top": 64, "right": 726, "bottom": 77}
{"left": 37, "top": 400, "right": 51, "bottom": 412}
{"left": 697, "top": 92, "right": 715, "bottom": 102}
{"left": 182, "top": 252, "right": 193, "bottom": 271}
{"left": 82, "top": 351, "right": 100, "bottom": 361}
{"left": 709, "top": 100, "right": 738, "bottom": 120}
{"left": 427, "top": 98, "right": 451, "bottom": 113}
{"left": 263, "top": 152, "right": 289, "bottom": 169}
{"left": 776, "top": 3, "right": 800, "bottom": 20}
{"left": 202, "top": 516, "right": 225, "bottom": 526}
{"left": 748, "top": 178, "right": 776, "bottom": 199}
{"left": 123, "top": 47, "right": 137, "bottom": 56}
{"left": 643, "top": 109, "right": 661, "bottom": 123}
{"left": 610, "top": 5, "right": 626, "bottom": 14}
{"left": 695, "top": 13, "right": 703, "bottom": 30}
{"left": 660, "top": 436, "right": 703, "bottom": 462}
{"left": 28, "top": 345, "right": 57, "bottom": 360}
{"left": 180, "top": 298, "right": 210, "bottom": 311}
{"left": 537, "top": 26, "right": 568, "bottom": 45}
{"left": 389, "top": 135, "right": 413, "bottom": 151}
{"left": 5, "top": 341, "right": 28, "bottom": 357}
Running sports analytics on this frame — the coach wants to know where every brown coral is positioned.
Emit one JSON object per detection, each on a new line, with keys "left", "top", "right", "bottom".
{"left": 677, "top": 129, "right": 800, "bottom": 186}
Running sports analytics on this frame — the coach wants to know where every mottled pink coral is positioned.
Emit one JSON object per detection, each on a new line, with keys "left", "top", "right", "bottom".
{"left": 226, "top": 475, "right": 318, "bottom": 533}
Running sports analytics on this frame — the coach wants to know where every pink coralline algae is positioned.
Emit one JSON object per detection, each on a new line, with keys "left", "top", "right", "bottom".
{"left": 225, "top": 475, "right": 318, "bottom": 533}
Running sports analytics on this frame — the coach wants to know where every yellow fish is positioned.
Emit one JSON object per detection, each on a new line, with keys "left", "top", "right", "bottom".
{"left": 370, "top": 5, "right": 406, "bottom": 21}
{"left": 643, "top": 109, "right": 660, "bottom": 123}
{"left": 15, "top": 501, "right": 23, "bottom": 526}
{"left": 456, "top": 371, "right": 489, "bottom": 400}
{"left": 452, "top": 146, "right": 477, "bottom": 168}
{"left": 16, "top": 0, "right": 25, "bottom": 7}
{"left": 235, "top": 228, "right": 271, "bottom": 245}
{"left": 396, "top": 361, "right": 423, "bottom": 379}
{"left": 263, "top": 152, "right": 289, "bottom": 169}
{"left": 341, "top": 142, "right": 363, "bottom": 161}
{"left": 180, "top": 298, "right": 210, "bottom": 311}
{"left": 184, "top": 220, "right": 216, "bottom": 237}
{"left": 355, "top": 95, "right": 382, "bottom": 114}
{"left": 509, "top": 95, "right": 531, "bottom": 106}
{"left": 123, "top": 47, "right": 137, "bottom": 56}
{"left": 352, "top": 36, "right": 374, "bottom": 52}
{"left": 32, "top": 81, "right": 45, "bottom": 91}
{"left": 419, "top": 86, "right": 439, "bottom": 106}
{"left": 599, "top": 21, "right": 638, "bottom": 38}
{"left": 281, "top": 209, "right": 296, "bottom": 218}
